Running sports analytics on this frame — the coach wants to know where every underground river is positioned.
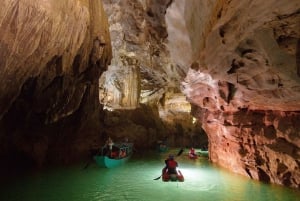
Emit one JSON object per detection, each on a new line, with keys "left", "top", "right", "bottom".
{"left": 0, "top": 149, "right": 299, "bottom": 201}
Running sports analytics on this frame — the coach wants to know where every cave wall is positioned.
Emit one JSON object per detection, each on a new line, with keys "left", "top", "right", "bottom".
{"left": 100, "top": 0, "right": 172, "bottom": 110}
{"left": 192, "top": 106, "right": 300, "bottom": 188}
{"left": 1, "top": 0, "right": 298, "bottom": 190}
{"left": 99, "top": 0, "right": 202, "bottom": 146}
{"left": 0, "top": 0, "right": 112, "bottom": 168}
{"left": 165, "top": 0, "right": 300, "bottom": 188}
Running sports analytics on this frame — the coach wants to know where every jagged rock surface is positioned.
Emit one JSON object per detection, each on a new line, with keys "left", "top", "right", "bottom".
{"left": 166, "top": 0, "right": 300, "bottom": 188}
{"left": 99, "top": 0, "right": 200, "bottom": 147}
{"left": 0, "top": 0, "right": 112, "bottom": 168}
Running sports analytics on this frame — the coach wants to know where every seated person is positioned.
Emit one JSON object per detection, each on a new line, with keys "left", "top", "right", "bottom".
{"left": 163, "top": 155, "right": 178, "bottom": 174}
{"left": 105, "top": 137, "right": 114, "bottom": 157}
{"left": 119, "top": 149, "right": 126, "bottom": 158}
{"left": 189, "top": 147, "right": 197, "bottom": 158}
{"left": 110, "top": 150, "right": 118, "bottom": 158}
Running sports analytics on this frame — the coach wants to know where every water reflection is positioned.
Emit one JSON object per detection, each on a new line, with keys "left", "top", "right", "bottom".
{"left": 0, "top": 150, "right": 299, "bottom": 201}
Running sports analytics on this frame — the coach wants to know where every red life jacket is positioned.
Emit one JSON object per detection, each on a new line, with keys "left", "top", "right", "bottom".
{"left": 167, "top": 160, "right": 177, "bottom": 168}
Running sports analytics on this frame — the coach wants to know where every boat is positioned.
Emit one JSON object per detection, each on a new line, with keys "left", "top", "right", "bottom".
{"left": 162, "top": 169, "right": 184, "bottom": 182}
{"left": 188, "top": 153, "right": 198, "bottom": 159}
{"left": 197, "top": 149, "right": 209, "bottom": 157}
{"left": 157, "top": 143, "right": 168, "bottom": 153}
{"left": 93, "top": 142, "right": 133, "bottom": 168}
{"left": 188, "top": 148, "right": 198, "bottom": 159}
{"left": 187, "top": 148, "right": 209, "bottom": 159}
{"left": 156, "top": 140, "right": 168, "bottom": 153}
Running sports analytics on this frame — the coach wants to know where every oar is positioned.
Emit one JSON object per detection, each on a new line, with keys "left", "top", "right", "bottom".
{"left": 153, "top": 175, "right": 162, "bottom": 180}
{"left": 83, "top": 148, "right": 102, "bottom": 170}
{"left": 176, "top": 148, "right": 184, "bottom": 156}
{"left": 153, "top": 148, "right": 184, "bottom": 180}
{"left": 83, "top": 161, "right": 90, "bottom": 170}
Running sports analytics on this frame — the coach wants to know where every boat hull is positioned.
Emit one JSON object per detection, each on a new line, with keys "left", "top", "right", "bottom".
{"left": 93, "top": 142, "right": 133, "bottom": 168}
{"left": 157, "top": 146, "right": 168, "bottom": 153}
{"left": 162, "top": 170, "right": 184, "bottom": 182}
{"left": 188, "top": 154, "right": 198, "bottom": 159}
{"left": 93, "top": 155, "right": 131, "bottom": 168}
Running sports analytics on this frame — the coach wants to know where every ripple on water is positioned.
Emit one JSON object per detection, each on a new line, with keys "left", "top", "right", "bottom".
{"left": 1, "top": 151, "right": 300, "bottom": 201}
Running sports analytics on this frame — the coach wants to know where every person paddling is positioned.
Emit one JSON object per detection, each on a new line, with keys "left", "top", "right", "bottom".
{"left": 189, "top": 147, "right": 197, "bottom": 158}
{"left": 162, "top": 154, "right": 178, "bottom": 174}
{"left": 154, "top": 149, "right": 184, "bottom": 181}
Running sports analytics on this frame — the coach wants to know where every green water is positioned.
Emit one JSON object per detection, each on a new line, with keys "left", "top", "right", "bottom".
{"left": 0, "top": 150, "right": 299, "bottom": 201}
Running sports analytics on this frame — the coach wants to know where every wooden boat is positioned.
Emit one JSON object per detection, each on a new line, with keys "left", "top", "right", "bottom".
{"left": 162, "top": 169, "right": 184, "bottom": 182}
{"left": 93, "top": 142, "right": 133, "bottom": 168}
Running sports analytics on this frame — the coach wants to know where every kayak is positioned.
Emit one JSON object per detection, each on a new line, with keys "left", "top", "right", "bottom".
{"left": 162, "top": 169, "right": 184, "bottom": 182}
{"left": 93, "top": 142, "right": 133, "bottom": 168}
{"left": 188, "top": 154, "right": 198, "bottom": 159}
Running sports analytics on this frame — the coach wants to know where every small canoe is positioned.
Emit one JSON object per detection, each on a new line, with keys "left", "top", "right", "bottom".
{"left": 93, "top": 142, "right": 133, "bottom": 168}
{"left": 94, "top": 155, "right": 131, "bottom": 168}
{"left": 162, "top": 169, "right": 184, "bottom": 182}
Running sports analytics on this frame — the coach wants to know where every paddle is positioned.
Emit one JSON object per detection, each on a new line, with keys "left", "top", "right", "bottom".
{"left": 153, "top": 175, "right": 161, "bottom": 180}
{"left": 83, "top": 147, "right": 103, "bottom": 170}
{"left": 83, "top": 160, "right": 91, "bottom": 170}
{"left": 176, "top": 148, "right": 184, "bottom": 157}
{"left": 153, "top": 148, "right": 184, "bottom": 180}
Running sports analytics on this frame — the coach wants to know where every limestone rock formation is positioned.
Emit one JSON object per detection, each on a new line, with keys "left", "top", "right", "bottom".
{"left": 0, "top": 0, "right": 112, "bottom": 167}
{"left": 0, "top": 0, "right": 298, "bottom": 190}
{"left": 99, "top": 0, "right": 198, "bottom": 147}
{"left": 166, "top": 0, "right": 300, "bottom": 188}
{"left": 100, "top": 0, "right": 176, "bottom": 111}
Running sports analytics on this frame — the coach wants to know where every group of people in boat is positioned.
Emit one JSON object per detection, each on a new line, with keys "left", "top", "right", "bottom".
{"left": 104, "top": 136, "right": 128, "bottom": 159}
{"left": 100, "top": 135, "right": 204, "bottom": 182}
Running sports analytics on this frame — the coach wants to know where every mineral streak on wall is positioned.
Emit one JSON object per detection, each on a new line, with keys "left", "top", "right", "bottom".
{"left": 0, "top": 0, "right": 112, "bottom": 166}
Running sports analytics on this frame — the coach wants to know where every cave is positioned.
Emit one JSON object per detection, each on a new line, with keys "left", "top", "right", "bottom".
{"left": 0, "top": 0, "right": 299, "bottom": 193}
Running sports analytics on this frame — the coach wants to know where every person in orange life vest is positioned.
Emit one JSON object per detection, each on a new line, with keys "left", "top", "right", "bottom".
{"left": 110, "top": 151, "right": 118, "bottom": 158}
{"left": 119, "top": 149, "right": 126, "bottom": 158}
{"left": 189, "top": 147, "right": 196, "bottom": 158}
{"left": 163, "top": 155, "right": 178, "bottom": 174}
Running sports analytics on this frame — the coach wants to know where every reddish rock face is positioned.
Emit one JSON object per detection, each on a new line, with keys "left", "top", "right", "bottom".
{"left": 166, "top": 0, "right": 300, "bottom": 188}
{"left": 192, "top": 107, "right": 300, "bottom": 188}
